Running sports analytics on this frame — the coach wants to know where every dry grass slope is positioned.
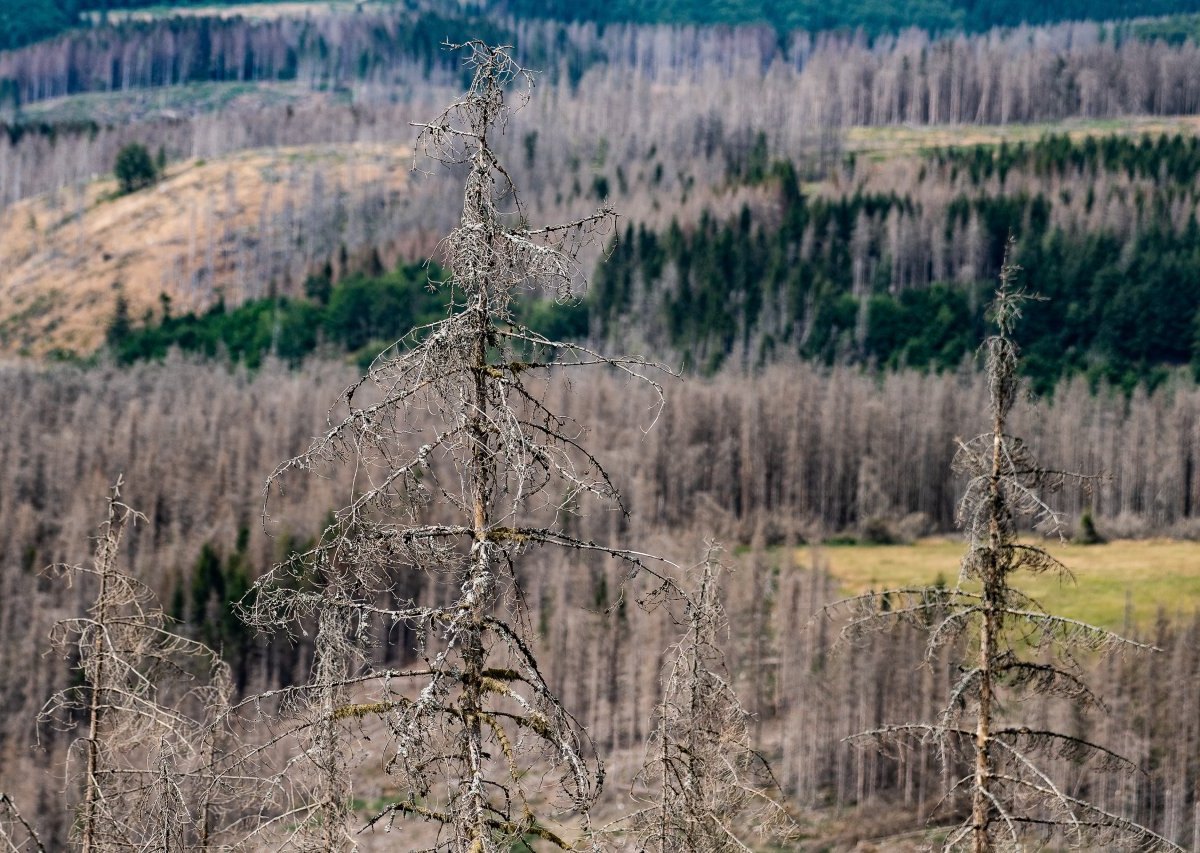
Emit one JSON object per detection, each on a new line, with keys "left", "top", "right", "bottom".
{"left": 0, "top": 142, "right": 410, "bottom": 357}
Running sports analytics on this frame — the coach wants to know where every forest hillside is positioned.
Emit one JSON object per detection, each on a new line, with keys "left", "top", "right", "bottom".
{"left": 1, "top": 5, "right": 1199, "bottom": 851}
{"left": 0, "top": 143, "right": 414, "bottom": 355}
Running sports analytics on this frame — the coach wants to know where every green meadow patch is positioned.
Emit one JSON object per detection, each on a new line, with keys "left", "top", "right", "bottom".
{"left": 816, "top": 538, "right": 1200, "bottom": 631}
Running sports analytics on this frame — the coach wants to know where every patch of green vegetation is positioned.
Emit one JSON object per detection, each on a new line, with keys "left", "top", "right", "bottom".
{"left": 1128, "top": 12, "right": 1200, "bottom": 45}
{"left": 105, "top": 261, "right": 590, "bottom": 368}
{"left": 349, "top": 795, "right": 400, "bottom": 815}
{"left": 929, "top": 131, "right": 1200, "bottom": 185}
{"left": 114, "top": 141, "right": 159, "bottom": 194}
{"left": 0, "top": 0, "right": 75, "bottom": 51}
{"left": 595, "top": 134, "right": 1200, "bottom": 393}
{"left": 822, "top": 535, "right": 862, "bottom": 547}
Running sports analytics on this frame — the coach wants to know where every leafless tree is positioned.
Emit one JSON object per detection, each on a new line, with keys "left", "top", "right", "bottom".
{"left": 37, "top": 476, "right": 239, "bottom": 852}
{"left": 243, "top": 41, "right": 670, "bottom": 851}
{"left": 832, "top": 247, "right": 1187, "bottom": 852}
{"left": 624, "top": 544, "right": 793, "bottom": 852}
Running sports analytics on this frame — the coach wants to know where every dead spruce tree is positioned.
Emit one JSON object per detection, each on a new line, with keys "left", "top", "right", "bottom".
{"left": 245, "top": 42, "right": 668, "bottom": 851}
{"left": 835, "top": 251, "right": 1184, "bottom": 852}
{"left": 627, "top": 546, "right": 792, "bottom": 852}
{"left": 38, "top": 477, "right": 237, "bottom": 852}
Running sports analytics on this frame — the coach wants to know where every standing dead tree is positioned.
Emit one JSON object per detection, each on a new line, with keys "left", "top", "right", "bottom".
{"left": 626, "top": 545, "right": 794, "bottom": 852}
{"left": 37, "top": 476, "right": 239, "bottom": 852}
{"left": 832, "top": 249, "right": 1185, "bottom": 852}
{"left": 244, "top": 41, "right": 670, "bottom": 852}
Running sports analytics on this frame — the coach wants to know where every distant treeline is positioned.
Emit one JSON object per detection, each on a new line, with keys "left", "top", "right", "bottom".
{"left": 0, "top": 7, "right": 511, "bottom": 94}
{"left": 12, "top": 14, "right": 1200, "bottom": 208}
{"left": 11, "top": 0, "right": 1200, "bottom": 52}
{"left": 594, "top": 135, "right": 1200, "bottom": 392}
{"left": 0, "top": 0, "right": 74, "bottom": 51}
{"left": 497, "top": 0, "right": 1200, "bottom": 36}
{"left": 927, "top": 131, "right": 1200, "bottom": 184}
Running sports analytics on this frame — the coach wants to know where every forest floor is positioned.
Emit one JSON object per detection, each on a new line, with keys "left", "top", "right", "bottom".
{"left": 817, "top": 537, "right": 1200, "bottom": 630}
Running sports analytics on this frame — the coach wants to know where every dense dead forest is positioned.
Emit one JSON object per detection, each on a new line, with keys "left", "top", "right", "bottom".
{"left": 1, "top": 357, "right": 1198, "bottom": 847}
{"left": 8, "top": 14, "right": 1200, "bottom": 121}
{"left": 10, "top": 12, "right": 1200, "bottom": 374}
{"left": 9, "top": 9, "right": 1200, "bottom": 368}
{"left": 4, "top": 359, "right": 1200, "bottom": 578}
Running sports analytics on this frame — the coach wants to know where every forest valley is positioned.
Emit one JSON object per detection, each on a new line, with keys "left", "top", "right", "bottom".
{"left": 1, "top": 6, "right": 1200, "bottom": 852}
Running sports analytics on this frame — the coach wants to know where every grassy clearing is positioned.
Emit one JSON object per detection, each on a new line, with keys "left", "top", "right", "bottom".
{"left": 814, "top": 537, "right": 1200, "bottom": 630}
{"left": 17, "top": 81, "right": 311, "bottom": 125}
{"left": 844, "top": 114, "right": 1200, "bottom": 160}
{"left": 83, "top": 2, "right": 353, "bottom": 24}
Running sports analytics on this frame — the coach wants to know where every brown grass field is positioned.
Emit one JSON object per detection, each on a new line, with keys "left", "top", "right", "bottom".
{"left": 0, "top": 143, "right": 410, "bottom": 357}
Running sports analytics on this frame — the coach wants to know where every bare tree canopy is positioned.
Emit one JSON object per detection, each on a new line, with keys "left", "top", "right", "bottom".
{"left": 37, "top": 476, "right": 242, "bottom": 852}
{"left": 625, "top": 544, "right": 795, "bottom": 852}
